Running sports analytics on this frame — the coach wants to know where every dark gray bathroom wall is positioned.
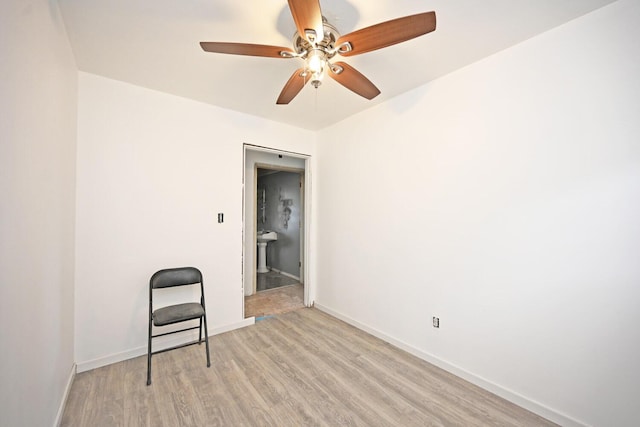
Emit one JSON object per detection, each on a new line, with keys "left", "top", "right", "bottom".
{"left": 258, "top": 171, "right": 301, "bottom": 278}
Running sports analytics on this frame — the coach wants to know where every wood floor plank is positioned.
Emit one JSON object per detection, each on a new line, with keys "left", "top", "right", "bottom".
{"left": 62, "top": 308, "right": 558, "bottom": 427}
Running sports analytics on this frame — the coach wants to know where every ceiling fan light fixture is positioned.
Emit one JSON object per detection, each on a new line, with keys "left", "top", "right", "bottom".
{"left": 310, "top": 71, "right": 324, "bottom": 88}
{"left": 306, "top": 49, "right": 326, "bottom": 88}
{"left": 307, "top": 49, "right": 325, "bottom": 74}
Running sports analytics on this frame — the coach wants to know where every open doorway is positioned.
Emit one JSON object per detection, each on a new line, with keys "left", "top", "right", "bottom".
{"left": 255, "top": 167, "right": 304, "bottom": 289}
{"left": 243, "top": 145, "right": 311, "bottom": 319}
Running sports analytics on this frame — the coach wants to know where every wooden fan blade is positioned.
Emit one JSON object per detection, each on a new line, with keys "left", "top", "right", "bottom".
{"left": 200, "top": 42, "right": 294, "bottom": 58}
{"left": 277, "top": 68, "right": 309, "bottom": 104}
{"left": 328, "top": 62, "right": 380, "bottom": 100}
{"left": 336, "top": 11, "right": 436, "bottom": 57}
{"left": 288, "top": 0, "right": 324, "bottom": 44}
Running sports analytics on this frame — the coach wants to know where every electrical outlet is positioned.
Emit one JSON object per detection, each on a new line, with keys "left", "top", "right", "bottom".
{"left": 432, "top": 317, "right": 440, "bottom": 328}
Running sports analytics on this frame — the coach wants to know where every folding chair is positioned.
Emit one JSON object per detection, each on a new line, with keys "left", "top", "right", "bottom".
{"left": 147, "top": 267, "right": 210, "bottom": 385}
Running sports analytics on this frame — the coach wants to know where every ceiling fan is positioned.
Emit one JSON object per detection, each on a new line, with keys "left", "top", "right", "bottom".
{"left": 200, "top": 0, "right": 436, "bottom": 104}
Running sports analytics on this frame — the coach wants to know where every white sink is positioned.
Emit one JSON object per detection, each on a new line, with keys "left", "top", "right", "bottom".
{"left": 257, "top": 231, "right": 277, "bottom": 273}
{"left": 257, "top": 231, "right": 277, "bottom": 243}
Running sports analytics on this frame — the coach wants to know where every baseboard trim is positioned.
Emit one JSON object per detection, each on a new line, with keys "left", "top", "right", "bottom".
{"left": 314, "top": 303, "right": 586, "bottom": 427}
{"left": 54, "top": 363, "right": 76, "bottom": 426}
{"left": 76, "top": 318, "right": 255, "bottom": 373}
{"left": 268, "top": 267, "right": 300, "bottom": 281}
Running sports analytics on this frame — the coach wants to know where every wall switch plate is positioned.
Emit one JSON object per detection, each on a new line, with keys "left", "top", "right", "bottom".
{"left": 433, "top": 317, "right": 440, "bottom": 328}
{"left": 217, "top": 213, "right": 224, "bottom": 223}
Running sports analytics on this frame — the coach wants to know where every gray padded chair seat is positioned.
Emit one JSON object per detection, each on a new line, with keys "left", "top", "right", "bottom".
{"left": 153, "top": 302, "right": 204, "bottom": 327}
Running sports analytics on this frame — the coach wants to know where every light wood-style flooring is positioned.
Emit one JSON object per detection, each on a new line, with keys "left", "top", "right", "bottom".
{"left": 62, "top": 308, "right": 557, "bottom": 426}
{"left": 245, "top": 283, "right": 304, "bottom": 319}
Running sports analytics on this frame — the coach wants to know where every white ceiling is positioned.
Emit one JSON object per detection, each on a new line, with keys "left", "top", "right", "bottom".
{"left": 58, "top": 0, "right": 617, "bottom": 130}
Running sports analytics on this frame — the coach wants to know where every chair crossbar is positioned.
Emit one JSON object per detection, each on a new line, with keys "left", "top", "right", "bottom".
{"left": 151, "top": 339, "right": 204, "bottom": 356}
{"left": 151, "top": 324, "right": 201, "bottom": 339}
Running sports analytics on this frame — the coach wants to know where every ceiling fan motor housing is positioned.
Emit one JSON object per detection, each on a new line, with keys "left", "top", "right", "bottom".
{"left": 292, "top": 18, "right": 340, "bottom": 57}
{"left": 292, "top": 18, "right": 342, "bottom": 87}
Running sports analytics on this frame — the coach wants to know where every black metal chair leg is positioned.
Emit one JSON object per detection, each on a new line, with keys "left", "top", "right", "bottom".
{"left": 203, "top": 313, "right": 211, "bottom": 367}
{"left": 147, "top": 317, "right": 152, "bottom": 385}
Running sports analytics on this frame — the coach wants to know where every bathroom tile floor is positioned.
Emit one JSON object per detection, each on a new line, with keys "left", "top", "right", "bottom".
{"left": 256, "top": 270, "right": 299, "bottom": 291}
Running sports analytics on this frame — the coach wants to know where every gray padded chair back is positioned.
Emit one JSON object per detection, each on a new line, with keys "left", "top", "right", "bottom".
{"left": 151, "top": 267, "right": 201, "bottom": 289}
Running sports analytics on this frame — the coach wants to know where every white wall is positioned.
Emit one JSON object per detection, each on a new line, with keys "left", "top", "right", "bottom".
{"left": 315, "top": 1, "right": 640, "bottom": 426}
{"left": 75, "top": 72, "right": 315, "bottom": 369}
{"left": 0, "top": 1, "right": 77, "bottom": 425}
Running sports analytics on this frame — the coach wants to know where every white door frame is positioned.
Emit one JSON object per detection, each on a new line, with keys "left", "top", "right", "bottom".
{"left": 242, "top": 144, "right": 312, "bottom": 317}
